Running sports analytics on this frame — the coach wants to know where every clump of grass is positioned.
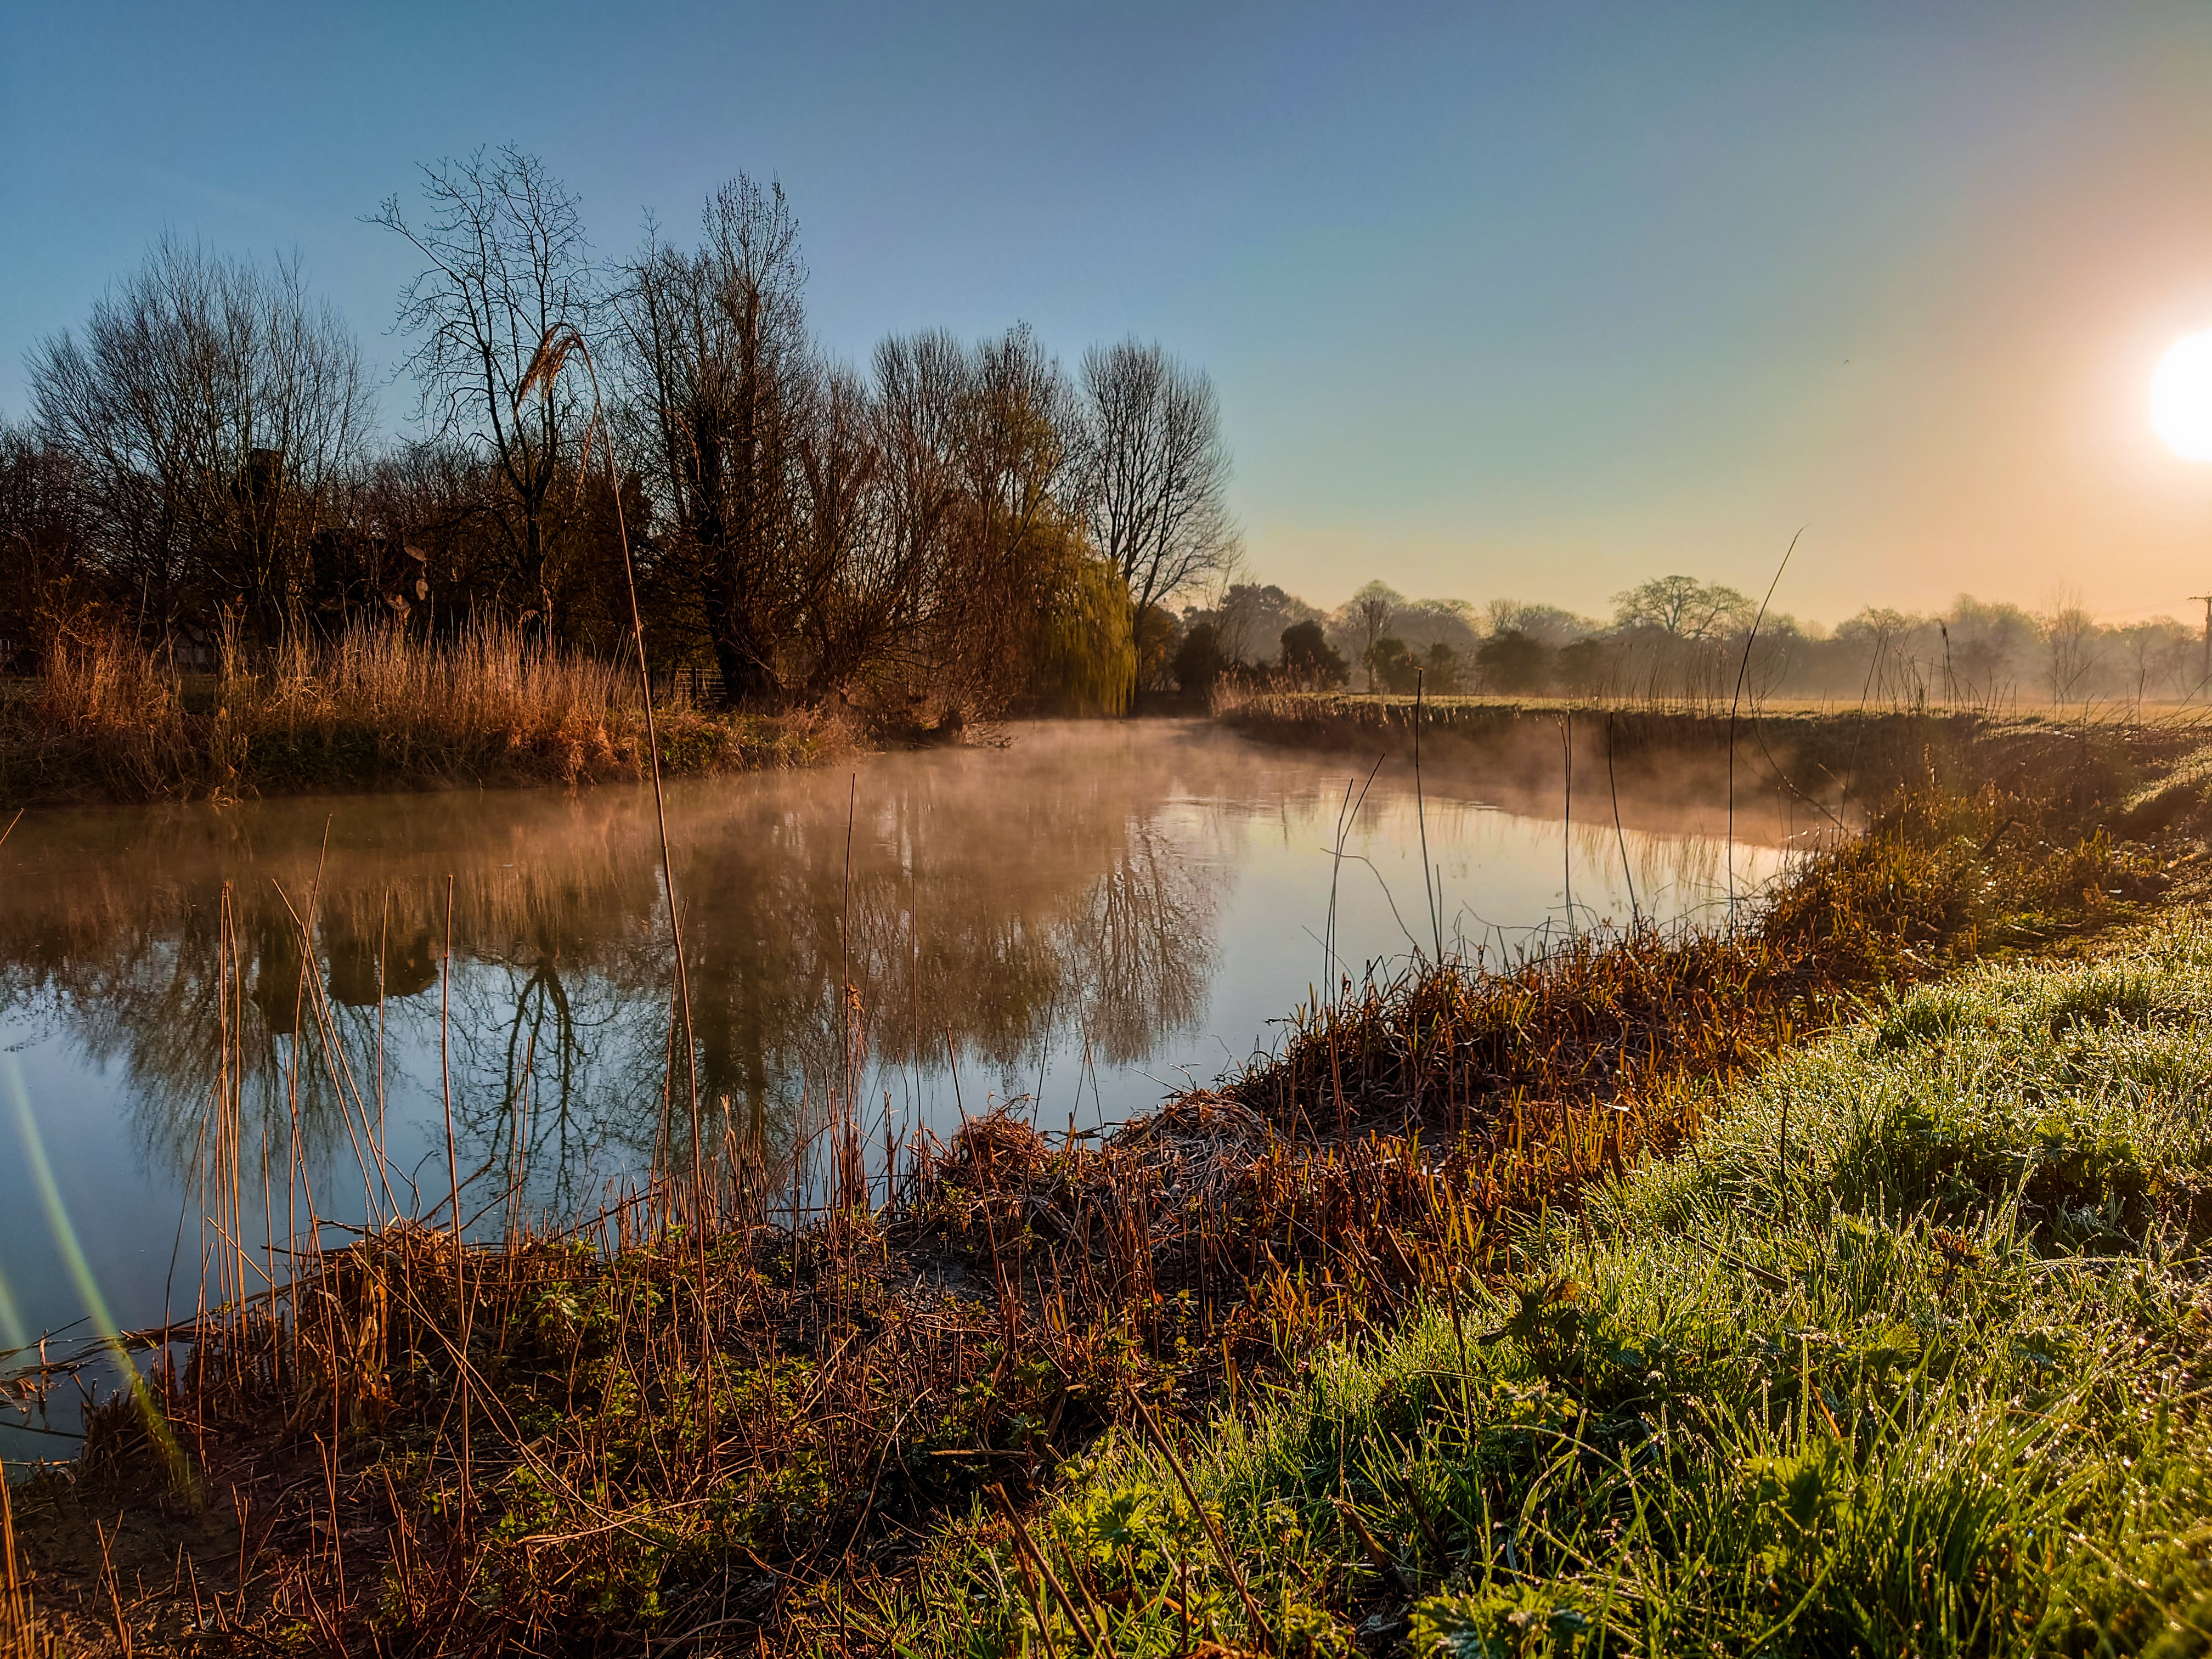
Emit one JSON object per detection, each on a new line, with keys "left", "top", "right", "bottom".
{"left": 857, "top": 917, "right": 2212, "bottom": 1657}
{"left": 0, "top": 626, "right": 846, "bottom": 805}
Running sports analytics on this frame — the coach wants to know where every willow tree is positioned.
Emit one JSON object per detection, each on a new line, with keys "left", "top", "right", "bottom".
{"left": 1035, "top": 551, "right": 1137, "bottom": 715}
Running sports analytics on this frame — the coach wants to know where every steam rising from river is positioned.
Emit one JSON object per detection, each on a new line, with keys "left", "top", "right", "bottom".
{"left": 0, "top": 719, "right": 1802, "bottom": 1436}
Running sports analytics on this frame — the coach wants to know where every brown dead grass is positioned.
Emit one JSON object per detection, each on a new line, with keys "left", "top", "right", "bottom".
{"left": 0, "top": 627, "right": 848, "bottom": 807}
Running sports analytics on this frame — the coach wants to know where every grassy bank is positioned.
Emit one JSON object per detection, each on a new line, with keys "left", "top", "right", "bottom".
{"left": 858, "top": 919, "right": 2212, "bottom": 1655}
{"left": 4, "top": 720, "right": 2208, "bottom": 1655}
{"left": 0, "top": 629, "right": 846, "bottom": 808}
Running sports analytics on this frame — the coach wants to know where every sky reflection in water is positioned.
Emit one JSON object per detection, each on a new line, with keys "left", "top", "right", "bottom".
{"left": 0, "top": 720, "right": 1808, "bottom": 1457}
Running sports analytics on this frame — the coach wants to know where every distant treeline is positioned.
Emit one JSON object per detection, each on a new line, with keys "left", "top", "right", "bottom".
{"left": 0, "top": 149, "right": 1238, "bottom": 725}
{"left": 4, "top": 148, "right": 2190, "bottom": 723}
{"left": 1172, "top": 575, "right": 2208, "bottom": 708}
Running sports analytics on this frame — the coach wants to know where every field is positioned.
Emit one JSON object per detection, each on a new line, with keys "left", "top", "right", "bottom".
{"left": 1217, "top": 691, "right": 2212, "bottom": 811}
{"left": 5, "top": 707, "right": 2212, "bottom": 1656}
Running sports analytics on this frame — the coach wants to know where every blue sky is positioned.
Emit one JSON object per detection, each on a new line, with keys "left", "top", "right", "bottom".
{"left": 5, "top": 2, "right": 2212, "bottom": 621}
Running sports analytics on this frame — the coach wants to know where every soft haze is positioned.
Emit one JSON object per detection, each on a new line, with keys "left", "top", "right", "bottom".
{"left": 6, "top": 1, "right": 2212, "bottom": 622}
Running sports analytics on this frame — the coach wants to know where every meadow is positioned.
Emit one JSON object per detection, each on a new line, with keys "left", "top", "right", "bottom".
{"left": 870, "top": 923, "right": 2212, "bottom": 1655}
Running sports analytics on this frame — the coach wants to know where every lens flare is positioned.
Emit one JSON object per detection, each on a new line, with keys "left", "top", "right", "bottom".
{"left": 7, "top": 1052, "right": 195, "bottom": 1488}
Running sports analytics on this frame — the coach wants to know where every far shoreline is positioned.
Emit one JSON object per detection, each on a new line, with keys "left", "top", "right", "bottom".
{"left": 10, "top": 684, "right": 2205, "bottom": 815}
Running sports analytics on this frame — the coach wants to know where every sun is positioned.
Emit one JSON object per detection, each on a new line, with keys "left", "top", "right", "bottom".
{"left": 2151, "top": 330, "right": 2212, "bottom": 461}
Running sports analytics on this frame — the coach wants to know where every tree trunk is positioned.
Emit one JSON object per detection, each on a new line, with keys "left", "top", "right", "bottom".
{"left": 521, "top": 511, "right": 552, "bottom": 639}
{"left": 703, "top": 556, "right": 778, "bottom": 708}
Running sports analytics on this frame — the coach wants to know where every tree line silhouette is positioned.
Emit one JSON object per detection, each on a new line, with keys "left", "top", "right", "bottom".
{"left": 0, "top": 149, "right": 1238, "bottom": 726}
{"left": 2, "top": 146, "right": 2191, "bottom": 720}
{"left": 1177, "top": 574, "right": 2207, "bottom": 709}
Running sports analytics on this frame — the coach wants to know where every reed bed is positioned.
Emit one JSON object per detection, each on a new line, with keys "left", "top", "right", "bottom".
{"left": 1, "top": 723, "right": 2198, "bottom": 1655}
{"left": 0, "top": 628, "right": 842, "bottom": 806}
{"left": 1, "top": 1475, "right": 58, "bottom": 1659}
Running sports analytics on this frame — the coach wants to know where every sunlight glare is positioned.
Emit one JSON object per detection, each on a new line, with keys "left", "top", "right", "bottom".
{"left": 2151, "top": 329, "right": 2212, "bottom": 461}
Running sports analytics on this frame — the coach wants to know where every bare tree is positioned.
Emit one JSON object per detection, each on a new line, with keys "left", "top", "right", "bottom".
{"left": 856, "top": 325, "right": 1084, "bottom": 714}
{"left": 870, "top": 332, "right": 968, "bottom": 548}
{"left": 1838, "top": 607, "right": 1928, "bottom": 708}
{"left": 790, "top": 362, "right": 889, "bottom": 696}
{"left": 862, "top": 329, "right": 972, "bottom": 686}
{"left": 373, "top": 147, "right": 595, "bottom": 631}
{"left": 1946, "top": 595, "right": 2032, "bottom": 708}
{"left": 940, "top": 325, "right": 1083, "bottom": 710}
{"left": 2041, "top": 588, "right": 2101, "bottom": 706}
{"left": 1346, "top": 579, "right": 1396, "bottom": 691}
{"left": 1074, "top": 340, "right": 1238, "bottom": 642}
{"left": 1610, "top": 574, "right": 1756, "bottom": 701}
{"left": 1482, "top": 600, "right": 1597, "bottom": 648}
{"left": 1610, "top": 574, "right": 1752, "bottom": 641}
{"left": 616, "top": 176, "right": 809, "bottom": 702}
{"left": 961, "top": 326, "right": 1075, "bottom": 596}
{"left": 2116, "top": 619, "right": 2188, "bottom": 710}
{"left": 1204, "top": 581, "right": 1317, "bottom": 666}
{"left": 30, "top": 238, "right": 370, "bottom": 642}
{"left": 617, "top": 181, "right": 1088, "bottom": 719}
{"left": 0, "top": 419, "right": 91, "bottom": 656}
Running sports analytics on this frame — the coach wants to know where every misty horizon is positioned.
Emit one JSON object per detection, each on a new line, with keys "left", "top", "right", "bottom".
{"left": 5, "top": 4, "right": 2212, "bottom": 622}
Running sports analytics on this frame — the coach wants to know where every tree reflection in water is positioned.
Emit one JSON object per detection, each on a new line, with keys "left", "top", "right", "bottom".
{"left": 0, "top": 722, "right": 1804, "bottom": 1244}
{"left": 0, "top": 727, "right": 1228, "bottom": 1226}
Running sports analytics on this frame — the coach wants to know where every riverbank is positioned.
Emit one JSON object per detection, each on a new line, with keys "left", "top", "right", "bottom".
{"left": 0, "top": 630, "right": 851, "bottom": 809}
{"left": 866, "top": 916, "right": 2212, "bottom": 1655}
{"left": 5, "top": 717, "right": 2210, "bottom": 1655}
{"left": 1220, "top": 690, "right": 2212, "bottom": 826}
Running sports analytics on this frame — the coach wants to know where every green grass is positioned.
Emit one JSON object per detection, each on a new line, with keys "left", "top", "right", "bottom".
{"left": 848, "top": 915, "right": 2212, "bottom": 1657}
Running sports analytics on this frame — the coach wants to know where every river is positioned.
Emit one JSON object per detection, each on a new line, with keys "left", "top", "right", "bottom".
{"left": 0, "top": 718, "right": 1808, "bottom": 1460}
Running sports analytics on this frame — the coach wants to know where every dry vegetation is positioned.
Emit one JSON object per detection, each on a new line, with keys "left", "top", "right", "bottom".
{"left": 4, "top": 714, "right": 2210, "bottom": 1656}
{"left": 1219, "top": 688, "right": 2208, "bottom": 780}
{"left": 0, "top": 627, "right": 841, "bottom": 808}
{"left": 3, "top": 164, "right": 1239, "bottom": 751}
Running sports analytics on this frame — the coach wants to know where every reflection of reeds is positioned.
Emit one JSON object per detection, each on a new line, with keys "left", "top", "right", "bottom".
{"left": 1, "top": 625, "right": 839, "bottom": 805}
{"left": 0, "top": 746, "right": 1227, "bottom": 1214}
{"left": 5, "top": 724, "right": 2175, "bottom": 1652}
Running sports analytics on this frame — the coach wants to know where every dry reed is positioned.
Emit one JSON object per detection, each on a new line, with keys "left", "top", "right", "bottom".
{"left": 1, "top": 625, "right": 843, "bottom": 806}
{"left": 0, "top": 1475, "right": 57, "bottom": 1659}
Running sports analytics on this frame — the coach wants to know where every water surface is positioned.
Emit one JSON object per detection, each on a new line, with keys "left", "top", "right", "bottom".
{"left": 0, "top": 719, "right": 1805, "bottom": 1459}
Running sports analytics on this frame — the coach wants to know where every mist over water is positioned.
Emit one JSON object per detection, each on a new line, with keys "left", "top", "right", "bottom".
{"left": 0, "top": 720, "right": 1803, "bottom": 1456}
